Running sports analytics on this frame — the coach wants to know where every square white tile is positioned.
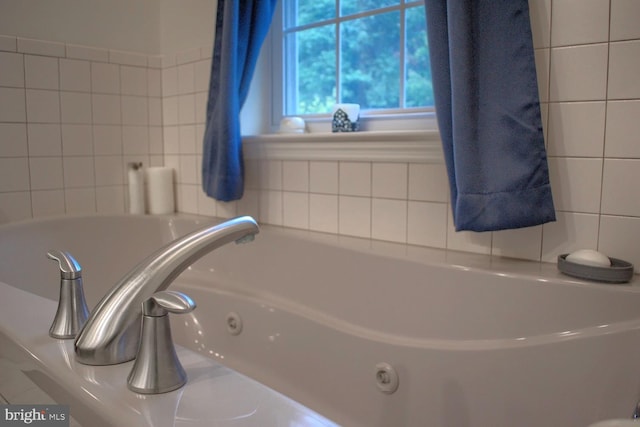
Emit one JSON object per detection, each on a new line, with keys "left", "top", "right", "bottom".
{"left": 61, "top": 124, "right": 93, "bottom": 156}
{"left": 259, "top": 190, "right": 283, "bottom": 225}
{"left": 194, "top": 59, "right": 211, "bottom": 92}
{"left": 306, "top": 161, "right": 336, "bottom": 195}
{"left": 372, "top": 163, "right": 407, "bottom": 199}
{"left": 121, "top": 96, "right": 148, "bottom": 126}
{"left": 29, "top": 157, "right": 64, "bottom": 190}
{"left": 283, "top": 160, "right": 309, "bottom": 192}
{"left": 178, "top": 63, "right": 195, "bottom": 95}
{"left": 63, "top": 156, "right": 95, "bottom": 188}
{"left": 259, "top": 160, "right": 283, "bottom": 190}
{"left": 309, "top": 193, "right": 338, "bottom": 233}
{"left": 546, "top": 102, "right": 605, "bottom": 157}
{"left": 547, "top": 157, "right": 603, "bottom": 213}
{"left": 601, "top": 159, "right": 640, "bottom": 217}
{"left": 551, "top": 0, "right": 609, "bottom": 46}
{"left": 0, "top": 192, "right": 32, "bottom": 224}
{"left": 235, "top": 189, "right": 259, "bottom": 219}
{"left": 339, "top": 162, "right": 371, "bottom": 197}
{"left": 178, "top": 155, "right": 198, "bottom": 184}
{"left": 178, "top": 94, "right": 196, "bottom": 124}
{"left": 371, "top": 198, "right": 407, "bottom": 243}
{"left": 26, "top": 89, "right": 60, "bottom": 123}
{"left": 27, "top": 124, "right": 62, "bottom": 156}
{"left": 120, "top": 66, "right": 148, "bottom": 96}
{"left": 94, "top": 156, "right": 124, "bottom": 186}
{"left": 0, "top": 88, "right": 26, "bottom": 122}
{"left": 0, "top": 52, "right": 25, "bottom": 87}
{"left": 608, "top": 40, "right": 640, "bottom": 100}
{"left": 122, "top": 126, "right": 149, "bottom": 155}
{"left": 163, "top": 126, "right": 180, "bottom": 154}
{"left": 338, "top": 195, "right": 371, "bottom": 238}
{"left": 148, "top": 69, "right": 162, "bottom": 97}
{"left": 65, "top": 188, "right": 97, "bottom": 214}
{"left": 407, "top": 201, "right": 448, "bottom": 248}
{"left": 0, "top": 158, "right": 30, "bottom": 192}
{"left": 162, "top": 96, "right": 179, "bottom": 126}
{"left": 283, "top": 191, "right": 309, "bottom": 229}
{"left": 31, "top": 190, "right": 65, "bottom": 217}
{"left": 408, "top": 163, "right": 449, "bottom": 202}
{"left": 96, "top": 186, "right": 125, "bottom": 214}
{"left": 605, "top": 100, "right": 640, "bottom": 158}
{"left": 61, "top": 92, "right": 92, "bottom": 124}
{"left": 549, "top": 44, "right": 608, "bottom": 102}
{"left": 610, "top": 0, "right": 640, "bottom": 41}
{"left": 162, "top": 67, "right": 178, "bottom": 97}
{"left": 91, "top": 62, "right": 120, "bottom": 94}
{"left": 59, "top": 59, "right": 91, "bottom": 92}
{"left": 0, "top": 124, "right": 28, "bottom": 157}
{"left": 92, "top": 94, "right": 121, "bottom": 125}
{"left": 599, "top": 215, "right": 640, "bottom": 271}
{"left": 149, "top": 97, "right": 162, "bottom": 126}
{"left": 93, "top": 125, "right": 122, "bottom": 155}
{"left": 179, "top": 125, "right": 196, "bottom": 154}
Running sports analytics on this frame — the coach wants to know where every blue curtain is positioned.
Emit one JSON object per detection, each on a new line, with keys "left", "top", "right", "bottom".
{"left": 202, "top": 0, "right": 277, "bottom": 201}
{"left": 424, "top": 0, "right": 556, "bottom": 231}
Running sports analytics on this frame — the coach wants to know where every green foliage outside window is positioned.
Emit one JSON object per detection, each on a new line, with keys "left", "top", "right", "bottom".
{"left": 286, "top": 1, "right": 433, "bottom": 115}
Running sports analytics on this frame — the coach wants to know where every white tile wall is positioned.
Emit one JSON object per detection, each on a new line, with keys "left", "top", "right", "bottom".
{"left": 0, "top": 36, "right": 162, "bottom": 221}
{"left": 1, "top": 0, "right": 640, "bottom": 271}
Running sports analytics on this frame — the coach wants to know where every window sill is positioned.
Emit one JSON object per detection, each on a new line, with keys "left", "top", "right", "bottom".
{"left": 242, "top": 130, "right": 443, "bottom": 163}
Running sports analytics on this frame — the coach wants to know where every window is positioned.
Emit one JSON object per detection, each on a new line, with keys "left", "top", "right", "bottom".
{"left": 274, "top": 0, "right": 434, "bottom": 123}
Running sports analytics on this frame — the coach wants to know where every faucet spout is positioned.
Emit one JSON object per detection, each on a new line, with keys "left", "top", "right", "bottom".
{"left": 74, "top": 215, "right": 259, "bottom": 365}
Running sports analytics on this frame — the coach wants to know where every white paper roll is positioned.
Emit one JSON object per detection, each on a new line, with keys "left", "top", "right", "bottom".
{"left": 128, "top": 165, "right": 145, "bottom": 215}
{"left": 145, "top": 167, "right": 175, "bottom": 215}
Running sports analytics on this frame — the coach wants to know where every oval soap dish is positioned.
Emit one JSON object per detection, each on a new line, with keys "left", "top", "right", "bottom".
{"left": 557, "top": 254, "right": 634, "bottom": 283}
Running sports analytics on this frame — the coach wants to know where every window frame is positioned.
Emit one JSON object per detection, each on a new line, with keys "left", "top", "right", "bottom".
{"left": 269, "top": 0, "right": 438, "bottom": 134}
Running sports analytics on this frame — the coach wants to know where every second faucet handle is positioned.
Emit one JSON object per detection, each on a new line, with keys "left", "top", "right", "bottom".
{"left": 127, "top": 290, "right": 196, "bottom": 394}
{"left": 46, "top": 250, "right": 90, "bottom": 339}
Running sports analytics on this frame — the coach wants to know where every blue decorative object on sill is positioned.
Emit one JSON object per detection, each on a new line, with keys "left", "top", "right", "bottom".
{"left": 332, "top": 103, "right": 360, "bottom": 132}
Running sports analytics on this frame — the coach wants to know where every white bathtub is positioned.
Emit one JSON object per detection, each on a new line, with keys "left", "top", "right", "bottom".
{"left": 1, "top": 214, "right": 639, "bottom": 427}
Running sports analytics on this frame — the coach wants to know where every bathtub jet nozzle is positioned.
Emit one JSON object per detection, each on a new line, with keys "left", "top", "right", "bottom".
{"left": 74, "top": 216, "right": 259, "bottom": 365}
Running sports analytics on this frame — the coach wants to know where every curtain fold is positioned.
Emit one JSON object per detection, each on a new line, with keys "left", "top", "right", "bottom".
{"left": 202, "top": 0, "right": 277, "bottom": 201}
{"left": 424, "top": 0, "right": 556, "bottom": 231}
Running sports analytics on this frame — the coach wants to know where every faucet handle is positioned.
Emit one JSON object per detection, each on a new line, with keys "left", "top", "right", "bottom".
{"left": 47, "top": 249, "right": 82, "bottom": 279}
{"left": 46, "top": 250, "right": 89, "bottom": 339}
{"left": 142, "top": 290, "right": 196, "bottom": 317}
{"left": 127, "top": 291, "right": 196, "bottom": 394}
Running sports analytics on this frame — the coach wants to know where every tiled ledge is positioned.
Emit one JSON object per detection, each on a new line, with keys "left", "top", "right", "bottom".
{"left": 243, "top": 130, "right": 444, "bottom": 163}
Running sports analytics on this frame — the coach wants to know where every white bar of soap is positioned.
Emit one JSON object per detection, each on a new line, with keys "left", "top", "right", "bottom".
{"left": 566, "top": 249, "right": 611, "bottom": 267}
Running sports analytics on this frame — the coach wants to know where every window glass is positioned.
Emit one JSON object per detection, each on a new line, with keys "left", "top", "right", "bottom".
{"left": 285, "top": 0, "right": 335, "bottom": 28}
{"left": 285, "top": 24, "right": 336, "bottom": 115}
{"left": 405, "top": 5, "right": 433, "bottom": 107}
{"left": 340, "top": 11, "right": 400, "bottom": 109}
{"left": 280, "top": 1, "right": 433, "bottom": 117}
{"left": 340, "top": 0, "right": 399, "bottom": 17}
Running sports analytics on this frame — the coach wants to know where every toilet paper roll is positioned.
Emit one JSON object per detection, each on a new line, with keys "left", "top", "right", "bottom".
{"left": 146, "top": 167, "right": 175, "bottom": 215}
{"left": 128, "top": 164, "right": 145, "bottom": 215}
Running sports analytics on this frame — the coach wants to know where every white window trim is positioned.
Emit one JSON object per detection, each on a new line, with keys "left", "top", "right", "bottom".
{"left": 243, "top": 129, "right": 444, "bottom": 163}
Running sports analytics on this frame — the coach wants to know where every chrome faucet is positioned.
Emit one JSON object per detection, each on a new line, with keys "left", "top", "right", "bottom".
{"left": 74, "top": 216, "right": 259, "bottom": 365}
